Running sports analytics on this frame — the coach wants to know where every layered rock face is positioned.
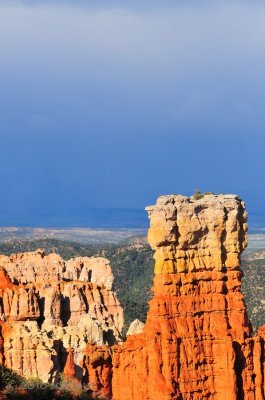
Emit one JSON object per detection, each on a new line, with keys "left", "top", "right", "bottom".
{"left": 109, "top": 195, "right": 246, "bottom": 399}
{"left": 108, "top": 194, "right": 265, "bottom": 400}
{"left": 146, "top": 194, "right": 247, "bottom": 274}
{"left": 0, "top": 251, "right": 123, "bottom": 383}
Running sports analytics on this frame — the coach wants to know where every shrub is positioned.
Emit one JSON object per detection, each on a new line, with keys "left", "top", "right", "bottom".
{"left": 21, "top": 378, "right": 56, "bottom": 400}
{"left": 0, "top": 367, "right": 24, "bottom": 390}
{"left": 0, "top": 371, "right": 95, "bottom": 400}
{"left": 192, "top": 190, "right": 214, "bottom": 200}
{"left": 193, "top": 190, "right": 204, "bottom": 200}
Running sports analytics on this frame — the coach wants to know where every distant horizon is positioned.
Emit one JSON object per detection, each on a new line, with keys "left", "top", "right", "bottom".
{"left": 0, "top": 206, "right": 265, "bottom": 230}
{"left": 0, "top": 207, "right": 149, "bottom": 228}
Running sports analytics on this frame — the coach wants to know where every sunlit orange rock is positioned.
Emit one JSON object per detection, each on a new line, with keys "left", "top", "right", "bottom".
{"left": 64, "top": 348, "right": 76, "bottom": 379}
{"left": 83, "top": 344, "right": 112, "bottom": 398}
{"left": 109, "top": 194, "right": 258, "bottom": 400}
{"left": 0, "top": 267, "right": 13, "bottom": 290}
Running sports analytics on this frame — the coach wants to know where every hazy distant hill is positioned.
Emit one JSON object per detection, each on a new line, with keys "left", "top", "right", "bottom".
{"left": 0, "top": 227, "right": 147, "bottom": 245}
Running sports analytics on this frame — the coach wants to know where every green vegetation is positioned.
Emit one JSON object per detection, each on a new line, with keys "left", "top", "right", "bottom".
{"left": 0, "top": 368, "right": 94, "bottom": 400}
{"left": 0, "top": 367, "right": 24, "bottom": 390}
{"left": 192, "top": 189, "right": 214, "bottom": 200}
{"left": 241, "top": 252, "right": 265, "bottom": 332}
{"left": 106, "top": 244, "right": 154, "bottom": 331}
{"left": 193, "top": 189, "right": 204, "bottom": 200}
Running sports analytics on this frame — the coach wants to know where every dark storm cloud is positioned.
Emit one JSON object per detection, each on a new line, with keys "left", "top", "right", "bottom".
{"left": 0, "top": 0, "right": 265, "bottom": 221}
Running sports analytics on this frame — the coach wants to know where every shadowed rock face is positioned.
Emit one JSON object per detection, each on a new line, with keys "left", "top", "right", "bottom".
{"left": 1, "top": 194, "right": 265, "bottom": 400}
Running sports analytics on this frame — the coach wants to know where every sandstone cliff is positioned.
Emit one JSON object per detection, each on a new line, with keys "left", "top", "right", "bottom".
{"left": 110, "top": 194, "right": 251, "bottom": 400}
{"left": 1, "top": 193, "right": 265, "bottom": 400}
{"left": 83, "top": 194, "right": 265, "bottom": 399}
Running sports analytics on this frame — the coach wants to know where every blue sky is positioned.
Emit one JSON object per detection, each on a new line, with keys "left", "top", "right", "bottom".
{"left": 1, "top": 0, "right": 265, "bottom": 225}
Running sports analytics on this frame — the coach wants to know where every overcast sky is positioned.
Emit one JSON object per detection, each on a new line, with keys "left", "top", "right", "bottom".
{"left": 1, "top": 0, "right": 265, "bottom": 225}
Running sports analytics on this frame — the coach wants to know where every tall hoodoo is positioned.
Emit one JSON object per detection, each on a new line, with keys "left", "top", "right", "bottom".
{"left": 111, "top": 194, "right": 261, "bottom": 400}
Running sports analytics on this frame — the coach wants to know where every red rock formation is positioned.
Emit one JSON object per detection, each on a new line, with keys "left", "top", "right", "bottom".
{"left": 83, "top": 344, "right": 112, "bottom": 398}
{"left": 64, "top": 348, "right": 76, "bottom": 379}
{"left": 84, "top": 194, "right": 265, "bottom": 399}
{"left": 0, "top": 267, "right": 13, "bottom": 289}
{"left": 111, "top": 195, "right": 253, "bottom": 400}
